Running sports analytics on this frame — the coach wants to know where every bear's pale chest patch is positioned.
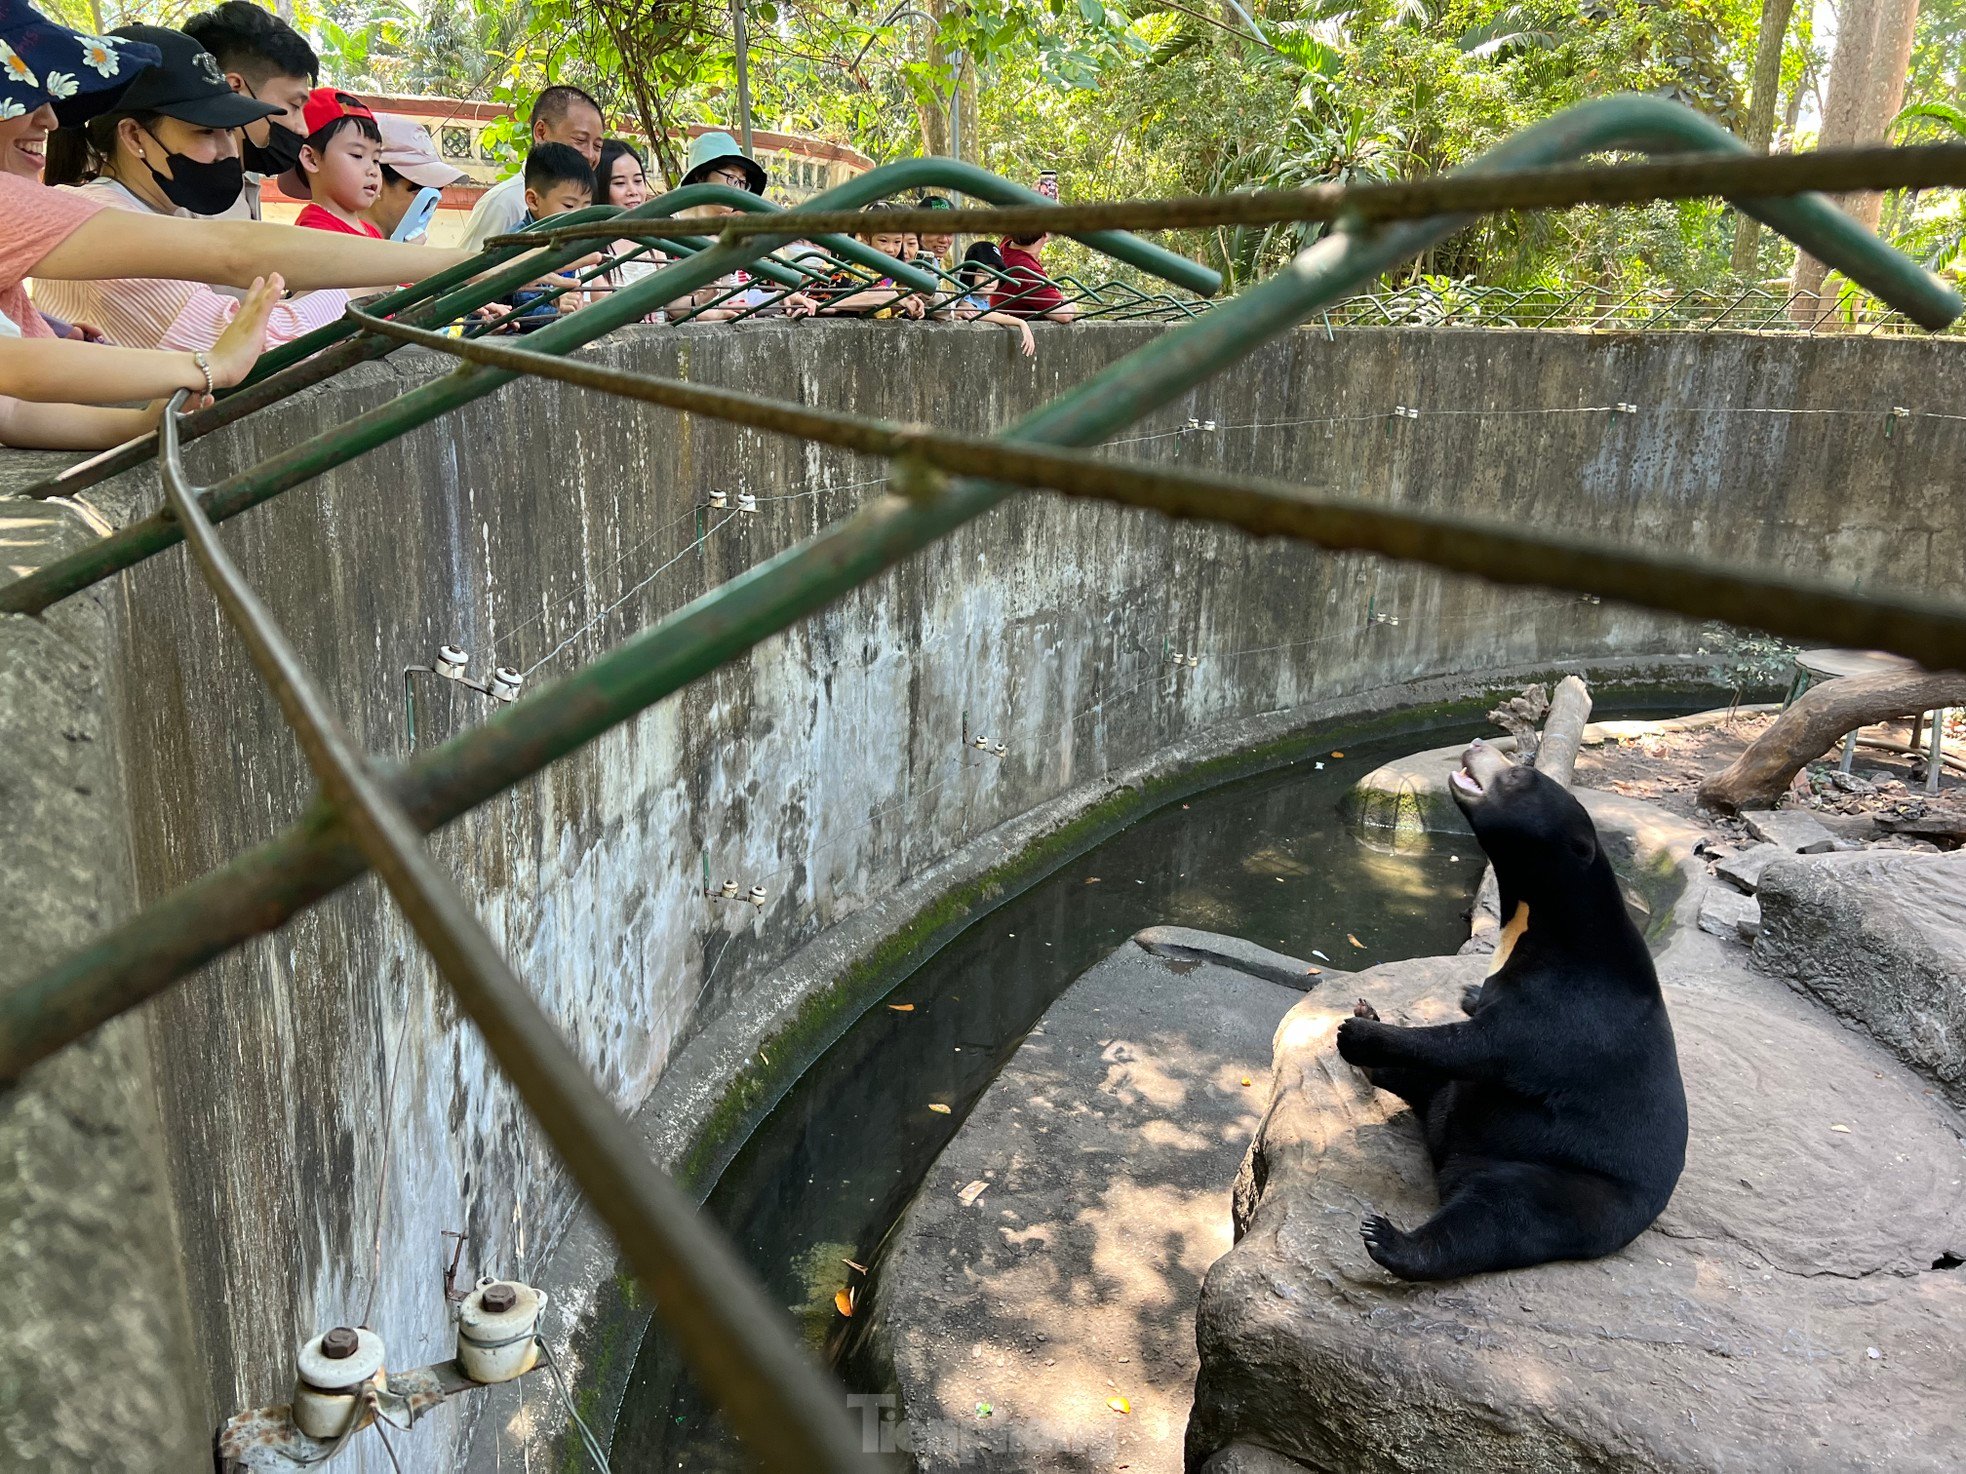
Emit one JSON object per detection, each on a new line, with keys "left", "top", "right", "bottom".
{"left": 1489, "top": 901, "right": 1530, "bottom": 975}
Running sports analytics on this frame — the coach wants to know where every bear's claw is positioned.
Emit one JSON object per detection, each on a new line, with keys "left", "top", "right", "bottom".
{"left": 1360, "top": 1214, "right": 1412, "bottom": 1275}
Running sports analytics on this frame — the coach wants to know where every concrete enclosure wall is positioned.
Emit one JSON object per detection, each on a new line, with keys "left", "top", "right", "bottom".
{"left": 3, "top": 321, "right": 1960, "bottom": 1473}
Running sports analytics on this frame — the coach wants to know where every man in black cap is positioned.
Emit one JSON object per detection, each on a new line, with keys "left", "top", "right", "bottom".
{"left": 183, "top": 0, "right": 319, "bottom": 220}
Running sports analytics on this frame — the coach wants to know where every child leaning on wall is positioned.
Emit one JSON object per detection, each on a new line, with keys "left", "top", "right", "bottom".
{"left": 989, "top": 231, "right": 1077, "bottom": 323}
{"left": 814, "top": 203, "right": 925, "bottom": 320}
{"left": 498, "top": 142, "right": 596, "bottom": 332}
{"left": 912, "top": 195, "right": 1035, "bottom": 357}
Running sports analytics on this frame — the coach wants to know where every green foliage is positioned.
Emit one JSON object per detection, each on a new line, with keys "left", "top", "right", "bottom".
{"left": 77, "top": 0, "right": 1966, "bottom": 306}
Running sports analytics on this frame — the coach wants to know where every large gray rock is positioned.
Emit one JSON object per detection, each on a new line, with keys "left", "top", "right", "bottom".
{"left": 1200, "top": 1444, "right": 1313, "bottom": 1473}
{"left": 1742, "top": 808, "right": 1838, "bottom": 854}
{"left": 1697, "top": 886, "right": 1760, "bottom": 941}
{"left": 1715, "top": 841, "right": 1786, "bottom": 894}
{"left": 1188, "top": 953, "right": 1966, "bottom": 1473}
{"left": 1755, "top": 850, "right": 1966, "bottom": 1106}
{"left": 866, "top": 943, "right": 1303, "bottom": 1473}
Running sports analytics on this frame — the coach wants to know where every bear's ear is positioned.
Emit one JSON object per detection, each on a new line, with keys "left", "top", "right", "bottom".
{"left": 1566, "top": 830, "right": 1598, "bottom": 867}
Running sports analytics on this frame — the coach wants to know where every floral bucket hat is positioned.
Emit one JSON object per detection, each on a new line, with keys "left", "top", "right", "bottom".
{"left": 0, "top": 0, "right": 159, "bottom": 127}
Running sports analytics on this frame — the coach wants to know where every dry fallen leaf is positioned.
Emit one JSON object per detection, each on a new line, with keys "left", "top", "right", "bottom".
{"left": 1085, "top": 877, "right": 1101, "bottom": 884}
{"left": 1108, "top": 1396, "right": 1131, "bottom": 1415}
{"left": 1240, "top": 1076, "right": 1253, "bottom": 1087}
{"left": 1347, "top": 933, "right": 1366, "bottom": 949}
{"left": 843, "top": 1258, "right": 868, "bottom": 1274}
{"left": 888, "top": 1003, "right": 916, "bottom": 1012}
{"left": 1305, "top": 966, "right": 1322, "bottom": 976}
{"left": 928, "top": 1103, "right": 952, "bottom": 1115}
{"left": 835, "top": 1286, "right": 855, "bottom": 1317}
{"left": 1331, "top": 751, "right": 1345, "bottom": 758}
{"left": 1830, "top": 1123, "right": 1852, "bottom": 1133}
{"left": 957, "top": 1180, "right": 989, "bottom": 1206}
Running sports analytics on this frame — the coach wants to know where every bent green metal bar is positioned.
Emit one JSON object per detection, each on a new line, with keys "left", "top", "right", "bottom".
{"left": 0, "top": 93, "right": 1955, "bottom": 1084}
{"left": 152, "top": 401, "right": 873, "bottom": 1472}
{"left": 0, "top": 160, "right": 1202, "bottom": 615}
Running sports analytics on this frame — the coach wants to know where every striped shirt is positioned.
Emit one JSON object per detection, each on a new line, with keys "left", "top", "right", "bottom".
{"left": 31, "top": 177, "right": 347, "bottom": 353}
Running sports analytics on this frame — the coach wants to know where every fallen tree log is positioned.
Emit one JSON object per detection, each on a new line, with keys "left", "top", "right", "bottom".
{"left": 1535, "top": 675, "right": 1594, "bottom": 788}
{"left": 1698, "top": 670, "right": 1966, "bottom": 812}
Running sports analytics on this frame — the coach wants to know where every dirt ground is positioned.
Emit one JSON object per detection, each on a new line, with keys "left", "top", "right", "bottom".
{"left": 1572, "top": 709, "right": 1966, "bottom": 853}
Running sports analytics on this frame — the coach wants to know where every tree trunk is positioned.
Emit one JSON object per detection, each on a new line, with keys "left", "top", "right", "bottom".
{"left": 1731, "top": 0, "right": 1799, "bottom": 276}
{"left": 917, "top": 0, "right": 952, "bottom": 157}
{"left": 1791, "top": 0, "right": 1921, "bottom": 326}
{"left": 1697, "top": 670, "right": 1966, "bottom": 811}
{"left": 957, "top": 58, "right": 979, "bottom": 164}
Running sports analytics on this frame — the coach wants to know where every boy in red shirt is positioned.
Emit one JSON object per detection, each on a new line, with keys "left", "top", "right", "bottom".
{"left": 989, "top": 232, "right": 1077, "bottom": 322}
{"left": 292, "top": 88, "right": 383, "bottom": 237}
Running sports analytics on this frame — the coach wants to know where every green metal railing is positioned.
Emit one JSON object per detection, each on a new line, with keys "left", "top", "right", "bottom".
{"left": 4, "top": 95, "right": 1964, "bottom": 1471}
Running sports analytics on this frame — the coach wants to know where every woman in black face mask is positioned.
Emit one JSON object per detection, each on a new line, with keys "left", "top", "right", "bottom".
{"left": 35, "top": 23, "right": 356, "bottom": 353}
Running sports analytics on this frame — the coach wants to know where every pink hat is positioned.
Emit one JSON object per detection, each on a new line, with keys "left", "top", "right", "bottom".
{"left": 374, "top": 112, "right": 463, "bottom": 189}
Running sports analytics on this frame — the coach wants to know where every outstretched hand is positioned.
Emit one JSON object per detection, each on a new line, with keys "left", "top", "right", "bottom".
{"left": 207, "top": 275, "right": 286, "bottom": 390}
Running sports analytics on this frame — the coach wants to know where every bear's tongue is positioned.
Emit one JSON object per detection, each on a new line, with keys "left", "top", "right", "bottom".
{"left": 1451, "top": 766, "right": 1482, "bottom": 796}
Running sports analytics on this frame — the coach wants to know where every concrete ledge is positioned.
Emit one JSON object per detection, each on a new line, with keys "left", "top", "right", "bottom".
{"left": 863, "top": 943, "right": 1304, "bottom": 1472}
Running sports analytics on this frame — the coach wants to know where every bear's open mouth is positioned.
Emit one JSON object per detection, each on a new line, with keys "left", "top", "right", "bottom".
{"left": 1453, "top": 740, "right": 1511, "bottom": 799}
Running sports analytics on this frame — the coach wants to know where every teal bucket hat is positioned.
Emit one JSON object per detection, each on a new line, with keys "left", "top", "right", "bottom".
{"left": 679, "top": 129, "right": 764, "bottom": 193}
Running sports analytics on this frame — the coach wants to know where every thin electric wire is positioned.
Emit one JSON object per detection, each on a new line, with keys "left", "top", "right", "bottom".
{"left": 371, "top": 1418, "right": 406, "bottom": 1474}
{"left": 540, "top": 1338, "right": 614, "bottom": 1473}
{"left": 523, "top": 513, "right": 740, "bottom": 676}
{"left": 358, "top": 1003, "right": 412, "bottom": 1328}
{"left": 494, "top": 502, "right": 704, "bottom": 657}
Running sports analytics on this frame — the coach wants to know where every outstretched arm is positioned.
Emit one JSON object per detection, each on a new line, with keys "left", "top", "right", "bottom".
{"left": 0, "top": 275, "right": 281, "bottom": 403}
{"left": 0, "top": 276, "right": 281, "bottom": 450}
{"left": 0, "top": 399, "right": 158, "bottom": 450}
{"left": 35, "top": 210, "right": 482, "bottom": 292}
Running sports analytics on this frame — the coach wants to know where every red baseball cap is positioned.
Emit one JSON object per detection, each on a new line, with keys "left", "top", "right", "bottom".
{"left": 301, "top": 86, "right": 375, "bottom": 140}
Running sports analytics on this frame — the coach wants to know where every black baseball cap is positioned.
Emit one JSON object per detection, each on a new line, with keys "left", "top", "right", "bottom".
{"left": 106, "top": 24, "right": 278, "bottom": 127}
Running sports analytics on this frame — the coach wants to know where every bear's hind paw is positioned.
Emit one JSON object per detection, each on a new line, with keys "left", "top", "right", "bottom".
{"left": 1360, "top": 1214, "right": 1419, "bottom": 1278}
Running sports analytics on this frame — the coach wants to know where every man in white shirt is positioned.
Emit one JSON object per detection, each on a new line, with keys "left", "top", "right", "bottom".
{"left": 459, "top": 85, "right": 605, "bottom": 252}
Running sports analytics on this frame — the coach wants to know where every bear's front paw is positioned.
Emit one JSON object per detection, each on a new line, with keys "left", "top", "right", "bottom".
{"left": 1459, "top": 984, "right": 1483, "bottom": 1017}
{"left": 1335, "top": 1015, "right": 1388, "bottom": 1066}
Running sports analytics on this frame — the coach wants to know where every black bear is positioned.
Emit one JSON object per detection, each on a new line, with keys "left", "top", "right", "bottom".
{"left": 1334, "top": 738, "right": 1687, "bottom": 1280}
